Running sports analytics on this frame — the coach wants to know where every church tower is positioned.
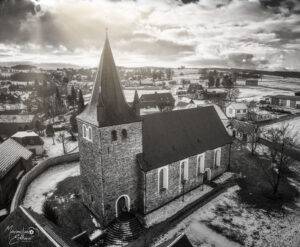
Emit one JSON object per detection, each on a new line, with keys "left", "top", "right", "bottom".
{"left": 77, "top": 35, "right": 142, "bottom": 225}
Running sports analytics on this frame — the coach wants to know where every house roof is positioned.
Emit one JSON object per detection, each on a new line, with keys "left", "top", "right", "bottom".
{"left": 0, "top": 138, "right": 32, "bottom": 179}
{"left": 187, "top": 83, "right": 203, "bottom": 93}
{"left": 269, "top": 94, "right": 300, "bottom": 101}
{"left": 77, "top": 35, "right": 138, "bottom": 126}
{"left": 140, "top": 92, "right": 175, "bottom": 103}
{"left": 138, "top": 106, "right": 232, "bottom": 171}
{"left": 227, "top": 102, "right": 248, "bottom": 110}
{"left": 0, "top": 206, "right": 79, "bottom": 247}
{"left": 12, "top": 131, "right": 44, "bottom": 146}
{"left": 0, "top": 114, "right": 35, "bottom": 124}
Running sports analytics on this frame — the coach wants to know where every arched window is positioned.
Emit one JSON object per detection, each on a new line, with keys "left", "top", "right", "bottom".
{"left": 88, "top": 126, "right": 92, "bottom": 141}
{"left": 82, "top": 124, "right": 87, "bottom": 138}
{"left": 214, "top": 148, "right": 221, "bottom": 167}
{"left": 197, "top": 153, "right": 205, "bottom": 175}
{"left": 180, "top": 159, "right": 189, "bottom": 184}
{"left": 111, "top": 130, "right": 117, "bottom": 141}
{"left": 158, "top": 166, "right": 168, "bottom": 193}
{"left": 121, "top": 129, "right": 128, "bottom": 139}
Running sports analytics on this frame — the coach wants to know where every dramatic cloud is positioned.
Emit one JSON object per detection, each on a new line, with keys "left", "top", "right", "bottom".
{"left": 0, "top": 0, "right": 299, "bottom": 70}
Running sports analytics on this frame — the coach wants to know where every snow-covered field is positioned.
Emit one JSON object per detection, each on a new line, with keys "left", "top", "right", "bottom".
{"left": 22, "top": 161, "right": 80, "bottom": 213}
{"left": 237, "top": 87, "right": 293, "bottom": 102}
{"left": 153, "top": 185, "right": 300, "bottom": 247}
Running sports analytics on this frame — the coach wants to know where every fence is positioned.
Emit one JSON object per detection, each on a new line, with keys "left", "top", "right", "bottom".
{"left": 10, "top": 152, "right": 79, "bottom": 212}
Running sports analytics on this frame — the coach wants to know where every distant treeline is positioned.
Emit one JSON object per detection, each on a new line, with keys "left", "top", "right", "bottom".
{"left": 8, "top": 72, "right": 51, "bottom": 82}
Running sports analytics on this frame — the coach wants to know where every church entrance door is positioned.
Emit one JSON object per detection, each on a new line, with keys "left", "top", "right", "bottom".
{"left": 116, "top": 195, "right": 130, "bottom": 218}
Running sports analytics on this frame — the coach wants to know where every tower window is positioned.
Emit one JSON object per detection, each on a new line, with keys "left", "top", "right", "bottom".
{"left": 111, "top": 130, "right": 117, "bottom": 141}
{"left": 88, "top": 126, "right": 92, "bottom": 141}
{"left": 82, "top": 124, "right": 87, "bottom": 138}
{"left": 121, "top": 129, "right": 128, "bottom": 139}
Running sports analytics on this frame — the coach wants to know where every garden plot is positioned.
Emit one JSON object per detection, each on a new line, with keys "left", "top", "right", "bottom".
{"left": 22, "top": 161, "right": 80, "bottom": 213}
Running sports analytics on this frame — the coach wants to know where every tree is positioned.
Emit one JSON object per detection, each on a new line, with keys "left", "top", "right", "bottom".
{"left": 57, "top": 132, "right": 71, "bottom": 154}
{"left": 226, "top": 88, "right": 239, "bottom": 102}
{"left": 35, "top": 120, "right": 43, "bottom": 135}
{"left": 46, "top": 124, "right": 55, "bottom": 137}
{"left": 55, "top": 86, "right": 63, "bottom": 115}
{"left": 248, "top": 124, "right": 262, "bottom": 155}
{"left": 215, "top": 77, "right": 220, "bottom": 88}
{"left": 70, "top": 113, "right": 78, "bottom": 133}
{"left": 208, "top": 71, "right": 215, "bottom": 87}
{"left": 43, "top": 201, "right": 58, "bottom": 225}
{"left": 70, "top": 86, "right": 77, "bottom": 107}
{"left": 77, "top": 89, "right": 85, "bottom": 114}
{"left": 256, "top": 124, "right": 297, "bottom": 196}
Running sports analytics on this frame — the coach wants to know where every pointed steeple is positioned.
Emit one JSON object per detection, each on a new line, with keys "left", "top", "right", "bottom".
{"left": 78, "top": 34, "right": 139, "bottom": 126}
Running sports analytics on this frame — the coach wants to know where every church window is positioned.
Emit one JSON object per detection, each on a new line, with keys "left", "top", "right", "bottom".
{"left": 111, "top": 130, "right": 117, "bottom": 141}
{"left": 214, "top": 148, "right": 221, "bottom": 167}
{"left": 197, "top": 153, "right": 205, "bottom": 175}
{"left": 158, "top": 166, "right": 168, "bottom": 193}
{"left": 88, "top": 126, "right": 92, "bottom": 141}
{"left": 180, "top": 159, "right": 189, "bottom": 184}
{"left": 121, "top": 129, "right": 128, "bottom": 139}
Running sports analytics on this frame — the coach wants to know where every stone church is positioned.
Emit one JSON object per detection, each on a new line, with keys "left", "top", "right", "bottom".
{"left": 77, "top": 36, "right": 232, "bottom": 227}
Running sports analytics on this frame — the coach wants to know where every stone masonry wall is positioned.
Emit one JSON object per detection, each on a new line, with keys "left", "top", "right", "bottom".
{"left": 144, "top": 144, "right": 230, "bottom": 213}
{"left": 78, "top": 120, "right": 143, "bottom": 226}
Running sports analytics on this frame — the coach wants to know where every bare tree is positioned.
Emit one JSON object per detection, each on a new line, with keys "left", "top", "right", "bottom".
{"left": 256, "top": 124, "right": 296, "bottom": 196}
{"left": 226, "top": 88, "right": 239, "bottom": 102}
{"left": 56, "top": 131, "right": 71, "bottom": 154}
{"left": 248, "top": 124, "right": 262, "bottom": 155}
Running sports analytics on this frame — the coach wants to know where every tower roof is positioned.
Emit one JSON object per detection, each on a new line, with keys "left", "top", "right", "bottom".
{"left": 78, "top": 35, "right": 138, "bottom": 126}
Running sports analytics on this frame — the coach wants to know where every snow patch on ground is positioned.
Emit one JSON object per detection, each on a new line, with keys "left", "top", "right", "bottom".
{"left": 22, "top": 161, "right": 80, "bottom": 213}
{"left": 153, "top": 185, "right": 300, "bottom": 247}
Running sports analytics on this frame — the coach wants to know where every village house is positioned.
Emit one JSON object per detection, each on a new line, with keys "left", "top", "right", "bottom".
{"left": 186, "top": 83, "right": 204, "bottom": 99}
{"left": 76, "top": 36, "right": 232, "bottom": 232}
{"left": 139, "top": 92, "right": 175, "bottom": 111}
{"left": 0, "top": 114, "right": 37, "bottom": 137}
{"left": 267, "top": 94, "right": 300, "bottom": 109}
{"left": 225, "top": 102, "right": 248, "bottom": 120}
{"left": 12, "top": 131, "right": 44, "bottom": 156}
{"left": 245, "top": 79, "right": 258, "bottom": 86}
{"left": 0, "top": 138, "right": 32, "bottom": 207}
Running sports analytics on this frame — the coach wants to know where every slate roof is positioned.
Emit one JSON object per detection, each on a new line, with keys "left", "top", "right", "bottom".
{"left": 0, "top": 114, "right": 35, "bottom": 124}
{"left": 77, "top": 35, "right": 138, "bottom": 126}
{"left": 138, "top": 106, "right": 232, "bottom": 171}
{"left": 0, "top": 138, "right": 32, "bottom": 179}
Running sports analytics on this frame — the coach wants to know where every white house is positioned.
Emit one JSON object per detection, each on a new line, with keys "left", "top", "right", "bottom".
{"left": 225, "top": 102, "right": 248, "bottom": 120}
{"left": 11, "top": 131, "right": 44, "bottom": 156}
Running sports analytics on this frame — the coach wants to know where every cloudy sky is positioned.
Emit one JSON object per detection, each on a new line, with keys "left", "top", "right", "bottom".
{"left": 0, "top": 0, "right": 300, "bottom": 70}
